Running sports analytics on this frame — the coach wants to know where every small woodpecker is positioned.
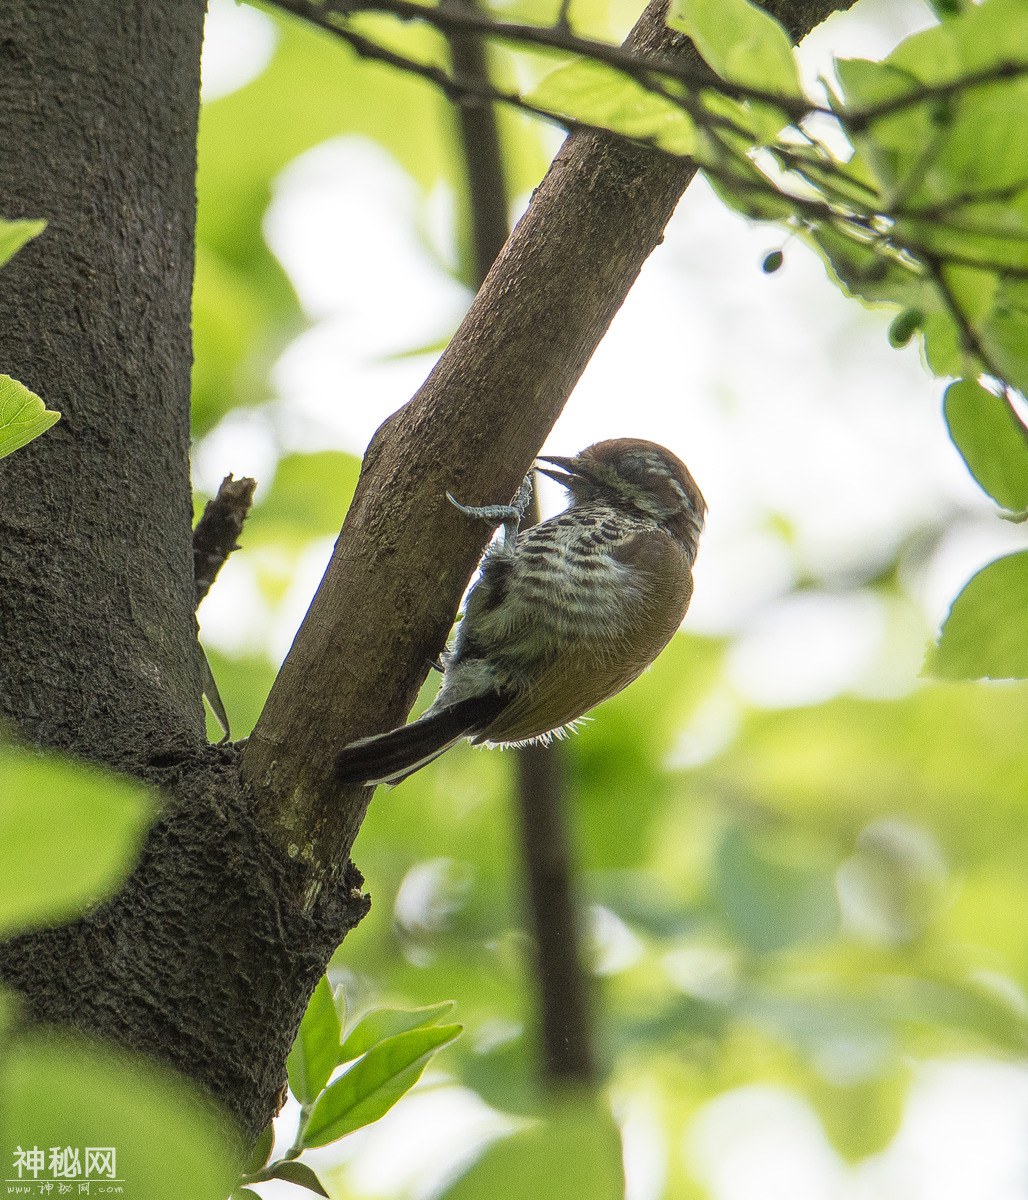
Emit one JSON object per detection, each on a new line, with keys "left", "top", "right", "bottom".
{"left": 335, "top": 438, "right": 705, "bottom": 786}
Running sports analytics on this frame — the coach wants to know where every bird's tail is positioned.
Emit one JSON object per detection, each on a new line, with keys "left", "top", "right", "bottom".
{"left": 334, "top": 692, "right": 507, "bottom": 787}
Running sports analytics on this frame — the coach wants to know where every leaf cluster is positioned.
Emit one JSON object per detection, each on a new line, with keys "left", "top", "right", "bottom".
{"left": 235, "top": 981, "right": 461, "bottom": 1195}
{"left": 527, "top": 0, "right": 1028, "bottom": 682}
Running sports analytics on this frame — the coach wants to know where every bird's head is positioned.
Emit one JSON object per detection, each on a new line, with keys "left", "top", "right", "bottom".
{"left": 537, "top": 438, "right": 706, "bottom": 550}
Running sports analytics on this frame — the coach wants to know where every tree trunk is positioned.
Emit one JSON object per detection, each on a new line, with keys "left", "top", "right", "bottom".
{"left": 0, "top": 2, "right": 207, "bottom": 761}
{"left": 0, "top": 0, "right": 368, "bottom": 1140}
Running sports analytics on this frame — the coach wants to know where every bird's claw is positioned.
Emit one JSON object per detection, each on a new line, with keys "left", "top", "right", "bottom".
{"left": 447, "top": 474, "right": 533, "bottom": 552}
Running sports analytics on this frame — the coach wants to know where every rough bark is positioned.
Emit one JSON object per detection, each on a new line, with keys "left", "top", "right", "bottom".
{"left": 0, "top": 1, "right": 207, "bottom": 765}
{"left": 0, "top": 748, "right": 368, "bottom": 1133}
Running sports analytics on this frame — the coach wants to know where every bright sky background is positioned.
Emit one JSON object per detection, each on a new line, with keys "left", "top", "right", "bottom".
{"left": 198, "top": 1, "right": 1028, "bottom": 1196}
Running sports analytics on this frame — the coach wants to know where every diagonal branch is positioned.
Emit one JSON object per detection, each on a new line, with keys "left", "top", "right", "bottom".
{"left": 240, "top": 0, "right": 857, "bottom": 907}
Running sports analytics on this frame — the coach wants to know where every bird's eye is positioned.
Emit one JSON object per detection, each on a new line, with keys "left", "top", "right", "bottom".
{"left": 623, "top": 454, "right": 662, "bottom": 483}
{"left": 620, "top": 455, "right": 649, "bottom": 479}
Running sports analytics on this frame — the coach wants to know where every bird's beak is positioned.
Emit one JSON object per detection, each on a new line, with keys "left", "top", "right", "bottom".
{"left": 535, "top": 454, "right": 578, "bottom": 486}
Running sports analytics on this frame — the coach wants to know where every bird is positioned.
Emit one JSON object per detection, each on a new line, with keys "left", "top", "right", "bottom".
{"left": 334, "top": 438, "right": 706, "bottom": 786}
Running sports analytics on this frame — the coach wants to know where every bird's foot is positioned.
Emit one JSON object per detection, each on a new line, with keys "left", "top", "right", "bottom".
{"left": 447, "top": 473, "right": 533, "bottom": 552}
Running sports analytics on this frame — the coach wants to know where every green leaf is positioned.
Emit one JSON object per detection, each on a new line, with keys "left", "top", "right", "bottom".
{"left": 809, "top": 1070, "right": 908, "bottom": 1161}
{"left": 804, "top": 222, "right": 926, "bottom": 312}
{"left": 986, "top": 277, "right": 1028, "bottom": 397}
{"left": 242, "top": 1122, "right": 275, "bottom": 1175}
{"left": 888, "top": 307, "right": 925, "bottom": 348}
{"left": 667, "top": 0, "right": 802, "bottom": 99}
{"left": 703, "top": 155, "right": 796, "bottom": 222}
{"left": 0, "top": 217, "right": 46, "bottom": 268}
{"left": 264, "top": 1161, "right": 330, "bottom": 1196}
{"left": 888, "top": 0, "right": 1028, "bottom": 81}
{"left": 0, "top": 374, "right": 61, "bottom": 459}
{"left": 339, "top": 1000, "right": 456, "bottom": 1063}
{"left": 837, "top": 5, "right": 1028, "bottom": 219}
{"left": 302, "top": 1023, "right": 461, "bottom": 1147}
{"left": 287, "top": 976, "right": 342, "bottom": 1105}
{"left": 0, "top": 1030, "right": 240, "bottom": 1200}
{"left": 439, "top": 1096, "right": 625, "bottom": 1200}
{"left": 929, "top": 551, "right": 1028, "bottom": 680}
{"left": 943, "top": 379, "right": 1028, "bottom": 512}
{"left": 0, "top": 745, "right": 156, "bottom": 936}
{"left": 834, "top": 59, "right": 936, "bottom": 196}
{"left": 529, "top": 61, "right": 695, "bottom": 156}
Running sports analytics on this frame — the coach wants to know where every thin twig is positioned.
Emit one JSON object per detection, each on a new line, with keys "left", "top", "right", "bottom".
{"left": 271, "top": 0, "right": 1028, "bottom": 134}
{"left": 306, "top": 20, "right": 675, "bottom": 156}
{"left": 898, "top": 177, "right": 1028, "bottom": 220}
{"left": 267, "top": 0, "right": 822, "bottom": 120}
{"left": 267, "top": 0, "right": 1028, "bottom": 316}
{"left": 272, "top": 0, "right": 1028, "bottom": 288}
{"left": 282, "top": 8, "right": 761, "bottom": 155}
{"left": 922, "top": 251, "right": 1005, "bottom": 383}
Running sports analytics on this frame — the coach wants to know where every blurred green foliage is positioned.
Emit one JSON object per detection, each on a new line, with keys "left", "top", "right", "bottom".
{"left": 0, "top": 745, "right": 155, "bottom": 936}
{"left": 6, "top": 0, "right": 1028, "bottom": 1189}
{"left": 193, "top": 7, "right": 550, "bottom": 435}
{"left": 0, "top": 745, "right": 241, "bottom": 1195}
{"left": 440, "top": 1094, "right": 625, "bottom": 1199}
{"left": 185, "top": 0, "right": 1028, "bottom": 1194}
{"left": 0, "top": 1030, "right": 241, "bottom": 1200}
